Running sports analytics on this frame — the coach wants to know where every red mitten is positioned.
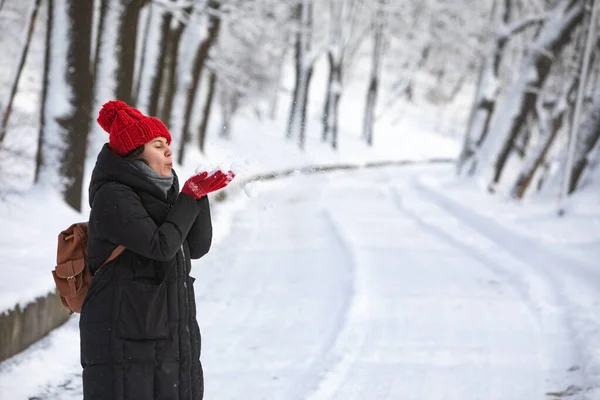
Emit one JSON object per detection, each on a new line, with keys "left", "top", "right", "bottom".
{"left": 181, "top": 170, "right": 235, "bottom": 199}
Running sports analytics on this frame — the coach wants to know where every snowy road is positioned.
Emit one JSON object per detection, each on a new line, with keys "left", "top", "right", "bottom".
{"left": 0, "top": 165, "right": 595, "bottom": 399}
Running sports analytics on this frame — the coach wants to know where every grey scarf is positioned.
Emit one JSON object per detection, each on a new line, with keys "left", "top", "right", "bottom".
{"left": 129, "top": 159, "right": 174, "bottom": 197}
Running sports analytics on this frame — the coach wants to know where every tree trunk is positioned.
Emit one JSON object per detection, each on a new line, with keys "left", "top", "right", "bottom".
{"left": 330, "top": 62, "right": 341, "bottom": 150}
{"left": 381, "top": 46, "right": 430, "bottom": 122}
{"left": 269, "top": 46, "right": 287, "bottom": 120}
{"left": 158, "top": 10, "right": 189, "bottom": 129}
{"left": 35, "top": 0, "right": 54, "bottom": 183}
{"left": 322, "top": 0, "right": 342, "bottom": 144}
{"left": 178, "top": 0, "right": 221, "bottom": 165}
{"left": 88, "top": 0, "right": 119, "bottom": 156}
{"left": 286, "top": 0, "right": 314, "bottom": 149}
{"left": 39, "top": 0, "right": 94, "bottom": 211}
{"left": 511, "top": 80, "right": 574, "bottom": 198}
{"left": 0, "top": 0, "right": 42, "bottom": 144}
{"left": 298, "top": 64, "right": 313, "bottom": 149}
{"left": 219, "top": 88, "right": 239, "bottom": 140}
{"left": 363, "top": 77, "right": 378, "bottom": 146}
{"left": 146, "top": 8, "right": 172, "bottom": 116}
{"left": 198, "top": 71, "right": 216, "bottom": 153}
{"left": 585, "top": 37, "right": 600, "bottom": 100}
{"left": 362, "top": 0, "right": 385, "bottom": 147}
{"left": 564, "top": 0, "right": 599, "bottom": 195}
{"left": 568, "top": 94, "right": 600, "bottom": 193}
{"left": 323, "top": 53, "right": 342, "bottom": 149}
{"left": 489, "top": 0, "right": 584, "bottom": 185}
{"left": 447, "top": 68, "right": 468, "bottom": 103}
{"left": 322, "top": 69, "right": 331, "bottom": 142}
{"left": 91, "top": 0, "right": 108, "bottom": 88}
{"left": 114, "top": 0, "right": 148, "bottom": 106}
{"left": 456, "top": 0, "right": 510, "bottom": 174}
{"left": 286, "top": 15, "right": 301, "bottom": 139}
{"left": 220, "top": 91, "right": 229, "bottom": 139}
{"left": 133, "top": 2, "right": 154, "bottom": 106}
{"left": 62, "top": 0, "right": 94, "bottom": 211}
{"left": 472, "top": 0, "right": 584, "bottom": 184}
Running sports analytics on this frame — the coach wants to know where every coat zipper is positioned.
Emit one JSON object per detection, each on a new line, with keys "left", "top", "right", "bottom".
{"left": 180, "top": 244, "right": 191, "bottom": 336}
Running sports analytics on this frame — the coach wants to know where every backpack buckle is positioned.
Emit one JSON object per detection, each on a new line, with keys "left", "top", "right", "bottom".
{"left": 66, "top": 275, "right": 77, "bottom": 297}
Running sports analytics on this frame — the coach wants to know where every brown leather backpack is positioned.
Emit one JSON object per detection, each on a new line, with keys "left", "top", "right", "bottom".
{"left": 52, "top": 222, "right": 125, "bottom": 314}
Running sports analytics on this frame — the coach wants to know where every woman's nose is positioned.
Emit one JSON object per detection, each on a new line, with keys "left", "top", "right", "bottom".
{"left": 165, "top": 147, "right": 172, "bottom": 157}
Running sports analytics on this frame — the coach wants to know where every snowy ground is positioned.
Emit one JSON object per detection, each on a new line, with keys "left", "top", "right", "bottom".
{"left": 1, "top": 163, "right": 599, "bottom": 400}
{"left": 3, "top": 1, "right": 599, "bottom": 396}
{"left": 0, "top": 101, "right": 460, "bottom": 314}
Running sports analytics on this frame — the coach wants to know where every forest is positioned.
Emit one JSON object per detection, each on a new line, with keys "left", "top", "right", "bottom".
{"left": 0, "top": 0, "right": 598, "bottom": 211}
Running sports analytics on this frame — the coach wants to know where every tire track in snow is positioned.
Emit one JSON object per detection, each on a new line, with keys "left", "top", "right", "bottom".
{"left": 391, "top": 185, "right": 587, "bottom": 396}
{"left": 410, "top": 181, "right": 594, "bottom": 395}
{"left": 412, "top": 179, "right": 596, "bottom": 275}
{"left": 277, "top": 209, "right": 358, "bottom": 400}
{"left": 200, "top": 177, "right": 371, "bottom": 400}
{"left": 389, "top": 187, "right": 545, "bottom": 327}
{"left": 298, "top": 210, "right": 369, "bottom": 400}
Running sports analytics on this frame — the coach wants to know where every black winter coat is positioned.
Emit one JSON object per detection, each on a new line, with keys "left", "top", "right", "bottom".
{"left": 80, "top": 144, "right": 211, "bottom": 400}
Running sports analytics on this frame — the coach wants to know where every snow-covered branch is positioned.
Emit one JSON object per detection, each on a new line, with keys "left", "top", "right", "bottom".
{"left": 496, "top": 14, "right": 546, "bottom": 38}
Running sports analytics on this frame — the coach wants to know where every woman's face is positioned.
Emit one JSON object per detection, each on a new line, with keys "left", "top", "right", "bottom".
{"left": 141, "top": 137, "right": 173, "bottom": 177}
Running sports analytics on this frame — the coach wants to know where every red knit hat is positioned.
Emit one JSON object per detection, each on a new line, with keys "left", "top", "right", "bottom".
{"left": 97, "top": 100, "right": 172, "bottom": 156}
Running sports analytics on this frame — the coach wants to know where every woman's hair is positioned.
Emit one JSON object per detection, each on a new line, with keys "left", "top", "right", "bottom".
{"left": 124, "top": 145, "right": 146, "bottom": 163}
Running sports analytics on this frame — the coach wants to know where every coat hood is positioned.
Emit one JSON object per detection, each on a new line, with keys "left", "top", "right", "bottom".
{"left": 88, "top": 144, "right": 179, "bottom": 207}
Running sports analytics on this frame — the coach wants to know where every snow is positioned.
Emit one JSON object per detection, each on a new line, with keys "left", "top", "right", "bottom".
{"left": 1, "top": 160, "right": 600, "bottom": 399}
{"left": 0, "top": 187, "right": 81, "bottom": 311}
{"left": 0, "top": 93, "right": 458, "bottom": 313}
{"left": 3, "top": 56, "right": 600, "bottom": 398}
{"left": 1, "top": 3, "right": 600, "bottom": 397}
{"left": 1, "top": 85, "right": 600, "bottom": 398}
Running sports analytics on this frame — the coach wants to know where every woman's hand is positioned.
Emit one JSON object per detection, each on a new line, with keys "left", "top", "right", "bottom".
{"left": 181, "top": 170, "right": 235, "bottom": 199}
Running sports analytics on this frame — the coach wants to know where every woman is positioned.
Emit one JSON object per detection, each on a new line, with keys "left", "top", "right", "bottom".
{"left": 80, "top": 100, "right": 233, "bottom": 400}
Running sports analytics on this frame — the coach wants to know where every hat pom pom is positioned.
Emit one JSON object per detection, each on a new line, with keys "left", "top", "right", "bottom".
{"left": 97, "top": 100, "right": 129, "bottom": 133}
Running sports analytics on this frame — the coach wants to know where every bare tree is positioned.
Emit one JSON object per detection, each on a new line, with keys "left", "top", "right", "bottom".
{"left": 146, "top": 4, "right": 172, "bottom": 116}
{"left": 91, "top": 0, "right": 108, "bottom": 89}
{"left": 35, "top": 0, "right": 53, "bottom": 182}
{"left": 144, "top": 0, "right": 192, "bottom": 119}
{"left": 114, "top": 0, "right": 149, "bottom": 105}
{"left": 322, "top": 0, "right": 364, "bottom": 149}
{"left": 470, "top": 0, "right": 584, "bottom": 186}
{"left": 268, "top": 45, "right": 288, "bottom": 120}
{"left": 456, "top": 0, "right": 546, "bottom": 174}
{"left": 286, "top": 0, "right": 315, "bottom": 150}
{"left": 198, "top": 71, "right": 217, "bottom": 153}
{"left": 179, "top": 0, "right": 221, "bottom": 165}
{"left": 567, "top": 94, "right": 600, "bottom": 194}
{"left": 219, "top": 84, "right": 240, "bottom": 139}
{"left": 511, "top": 79, "right": 575, "bottom": 198}
{"left": 133, "top": 1, "right": 154, "bottom": 106}
{"left": 88, "top": 0, "right": 119, "bottom": 156}
{"left": 38, "top": 0, "right": 94, "bottom": 211}
{"left": 199, "top": 0, "right": 285, "bottom": 143}
{"left": 0, "top": 0, "right": 42, "bottom": 144}
{"left": 158, "top": 2, "right": 193, "bottom": 128}
{"left": 563, "top": 0, "right": 599, "bottom": 196}
{"left": 362, "top": 0, "right": 386, "bottom": 147}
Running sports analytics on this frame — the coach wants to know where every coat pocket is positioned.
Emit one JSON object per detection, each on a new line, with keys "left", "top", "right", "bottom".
{"left": 116, "top": 280, "right": 169, "bottom": 340}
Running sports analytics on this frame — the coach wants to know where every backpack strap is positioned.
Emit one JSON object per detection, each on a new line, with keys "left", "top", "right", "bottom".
{"left": 99, "top": 245, "right": 126, "bottom": 270}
